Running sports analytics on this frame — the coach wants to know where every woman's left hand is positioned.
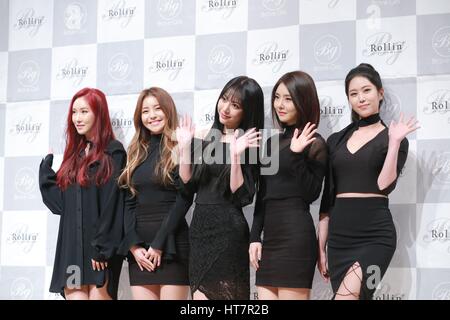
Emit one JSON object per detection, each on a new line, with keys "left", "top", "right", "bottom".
{"left": 389, "top": 113, "right": 420, "bottom": 143}
{"left": 91, "top": 259, "right": 108, "bottom": 271}
{"left": 145, "top": 247, "right": 162, "bottom": 268}
{"left": 230, "top": 128, "right": 261, "bottom": 158}
{"left": 290, "top": 122, "right": 317, "bottom": 153}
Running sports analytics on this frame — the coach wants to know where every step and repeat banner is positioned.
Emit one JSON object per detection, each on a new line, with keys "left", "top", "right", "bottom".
{"left": 0, "top": 0, "right": 449, "bottom": 300}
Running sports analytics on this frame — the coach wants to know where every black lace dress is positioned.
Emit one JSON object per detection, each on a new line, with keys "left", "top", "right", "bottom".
{"left": 182, "top": 139, "right": 258, "bottom": 300}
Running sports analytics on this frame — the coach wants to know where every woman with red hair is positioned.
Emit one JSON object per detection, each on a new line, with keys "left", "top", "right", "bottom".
{"left": 39, "top": 88, "right": 126, "bottom": 300}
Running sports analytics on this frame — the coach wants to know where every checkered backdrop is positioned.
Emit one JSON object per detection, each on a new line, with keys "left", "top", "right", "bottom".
{"left": 0, "top": 0, "right": 449, "bottom": 300}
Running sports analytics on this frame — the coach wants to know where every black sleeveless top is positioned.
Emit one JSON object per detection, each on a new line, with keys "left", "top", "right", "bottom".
{"left": 320, "top": 121, "right": 409, "bottom": 214}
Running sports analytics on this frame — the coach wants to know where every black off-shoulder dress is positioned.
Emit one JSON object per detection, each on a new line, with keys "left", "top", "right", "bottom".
{"left": 39, "top": 140, "right": 126, "bottom": 299}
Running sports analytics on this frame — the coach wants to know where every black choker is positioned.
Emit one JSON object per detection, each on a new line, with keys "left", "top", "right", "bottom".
{"left": 358, "top": 113, "right": 380, "bottom": 128}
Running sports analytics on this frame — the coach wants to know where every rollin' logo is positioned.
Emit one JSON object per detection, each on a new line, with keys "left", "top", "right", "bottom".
{"left": 10, "top": 115, "right": 42, "bottom": 143}
{"left": 253, "top": 41, "right": 289, "bottom": 73}
{"left": 432, "top": 26, "right": 450, "bottom": 58}
{"left": 64, "top": 2, "right": 87, "bottom": 32}
{"left": 158, "top": 0, "right": 182, "bottom": 21}
{"left": 374, "top": 282, "right": 405, "bottom": 300}
{"left": 432, "top": 282, "right": 450, "bottom": 300}
{"left": 10, "top": 278, "right": 33, "bottom": 300}
{"left": 14, "top": 167, "right": 37, "bottom": 198}
{"left": 56, "top": 58, "right": 89, "bottom": 87}
{"left": 314, "top": 34, "right": 341, "bottom": 66}
{"left": 363, "top": 32, "right": 406, "bottom": 65}
{"left": 423, "top": 218, "right": 450, "bottom": 245}
{"left": 108, "top": 53, "right": 132, "bottom": 81}
{"left": 422, "top": 89, "right": 450, "bottom": 115}
{"left": 201, "top": 0, "right": 237, "bottom": 19}
{"left": 111, "top": 110, "right": 133, "bottom": 141}
{"left": 381, "top": 89, "right": 402, "bottom": 125}
{"left": 103, "top": 0, "right": 137, "bottom": 28}
{"left": 149, "top": 50, "right": 185, "bottom": 81}
{"left": 208, "top": 45, "right": 234, "bottom": 74}
{"left": 13, "top": 8, "right": 45, "bottom": 37}
{"left": 6, "top": 224, "right": 39, "bottom": 254}
{"left": 17, "top": 60, "right": 40, "bottom": 89}
{"left": 319, "top": 95, "right": 347, "bottom": 130}
{"left": 262, "top": 0, "right": 286, "bottom": 11}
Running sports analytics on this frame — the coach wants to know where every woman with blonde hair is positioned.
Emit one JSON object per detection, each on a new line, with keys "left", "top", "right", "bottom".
{"left": 118, "top": 87, "right": 192, "bottom": 300}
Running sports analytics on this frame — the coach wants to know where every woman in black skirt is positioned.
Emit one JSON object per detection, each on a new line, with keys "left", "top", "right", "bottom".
{"left": 176, "top": 76, "right": 264, "bottom": 300}
{"left": 318, "top": 63, "right": 419, "bottom": 300}
{"left": 118, "top": 87, "right": 193, "bottom": 300}
{"left": 39, "top": 88, "right": 126, "bottom": 299}
{"left": 249, "top": 71, "right": 327, "bottom": 300}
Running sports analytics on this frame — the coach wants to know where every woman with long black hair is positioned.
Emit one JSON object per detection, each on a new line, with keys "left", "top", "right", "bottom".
{"left": 249, "top": 71, "right": 327, "bottom": 300}
{"left": 176, "top": 76, "right": 265, "bottom": 300}
{"left": 318, "top": 63, "right": 419, "bottom": 300}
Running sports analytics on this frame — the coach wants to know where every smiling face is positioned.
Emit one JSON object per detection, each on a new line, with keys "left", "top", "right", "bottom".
{"left": 217, "top": 90, "right": 244, "bottom": 130}
{"left": 348, "top": 76, "right": 384, "bottom": 119}
{"left": 273, "top": 82, "right": 298, "bottom": 126}
{"left": 141, "top": 95, "right": 166, "bottom": 135}
{"left": 72, "top": 97, "right": 96, "bottom": 140}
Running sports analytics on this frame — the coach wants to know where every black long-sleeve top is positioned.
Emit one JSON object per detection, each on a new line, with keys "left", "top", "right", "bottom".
{"left": 319, "top": 123, "right": 409, "bottom": 214}
{"left": 38, "top": 139, "right": 126, "bottom": 295}
{"left": 118, "top": 134, "right": 193, "bottom": 260}
{"left": 182, "top": 138, "right": 258, "bottom": 208}
{"left": 250, "top": 126, "right": 328, "bottom": 242}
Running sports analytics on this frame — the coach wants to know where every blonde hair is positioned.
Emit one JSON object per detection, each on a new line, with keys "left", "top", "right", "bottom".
{"left": 118, "top": 87, "right": 178, "bottom": 196}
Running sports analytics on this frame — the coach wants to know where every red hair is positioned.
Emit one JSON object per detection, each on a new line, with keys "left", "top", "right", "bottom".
{"left": 57, "top": 88, "right": 115, "bottom": 190}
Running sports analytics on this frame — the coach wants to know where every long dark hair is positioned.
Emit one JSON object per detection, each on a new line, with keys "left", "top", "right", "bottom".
{"left": 345, "top": 63, "right": 383, "bottom": 122}
{"left": 57, "top": 88, "right": 115, "bottom": 190}
{"left": 207, "top": 76, "right": 264, "bottom": 137}
{"left": 271, "top": 71, "right": 320, "bottom": 130}
{"left": 194, "top": 76, "right": 265, "bottom": 188}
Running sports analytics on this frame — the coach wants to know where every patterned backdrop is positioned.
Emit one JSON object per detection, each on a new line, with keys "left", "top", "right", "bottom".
{"left": 0, "top": 0, "right": 449, "bottom": 300}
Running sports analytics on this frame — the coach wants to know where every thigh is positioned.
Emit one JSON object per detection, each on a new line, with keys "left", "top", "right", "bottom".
{"left": 88, "top": 280, "right": 112, "bottom": 300}
{"left": 64, "top": 286, "right": 89, "bottom": 300}
{"left": 257, "top": 286, "right": 278, "bottom": 300}
{"left": 130, "top": 285, "right": 160, "bottom": 300}
{"left": 278, "top": 287, "right": 310, "bottom": 300}
{"left": 160, "top": 285, "right": 189, "bottom": 300}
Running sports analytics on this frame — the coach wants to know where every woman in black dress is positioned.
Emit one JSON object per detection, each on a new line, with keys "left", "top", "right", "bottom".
{"left": 176, "top": 76, "right": 264, "bottom": 300}
{"left": 117, "top": 87, "right": 192, "bottom": 300}
{"left": 39, "top": 88, "right": 126, "bottom": 299}
{"left": 249, "top": 71, "right": 327, "bottom": 299}
{"left": 318, "top": 63, "right": 419, "bottom": 300}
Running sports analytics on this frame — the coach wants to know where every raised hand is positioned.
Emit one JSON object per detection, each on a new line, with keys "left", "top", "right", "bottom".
{"left": 230, "top": 127, "right": 262, "bottom": 158}
{"left": 389, "top": 113, "right": 420, "bottom": 143}
{"left": 176, "top": 115, "right": 195, "bottom": 151}
{"left": 290, "top": 122, "right": 317, "bottom": 153}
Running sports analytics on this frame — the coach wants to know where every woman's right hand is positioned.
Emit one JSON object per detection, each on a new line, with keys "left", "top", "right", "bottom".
{"left": 130, "top": 245, "right": 155, "bottom": 272}
{"left": 318, "top": 247, "right": 329, "bottom": 282}
{"left": 249, "top": 242, "right": 262, "bottom": 270}
{"left": 176, "top": 115, "right": 195, "bottom": 152}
